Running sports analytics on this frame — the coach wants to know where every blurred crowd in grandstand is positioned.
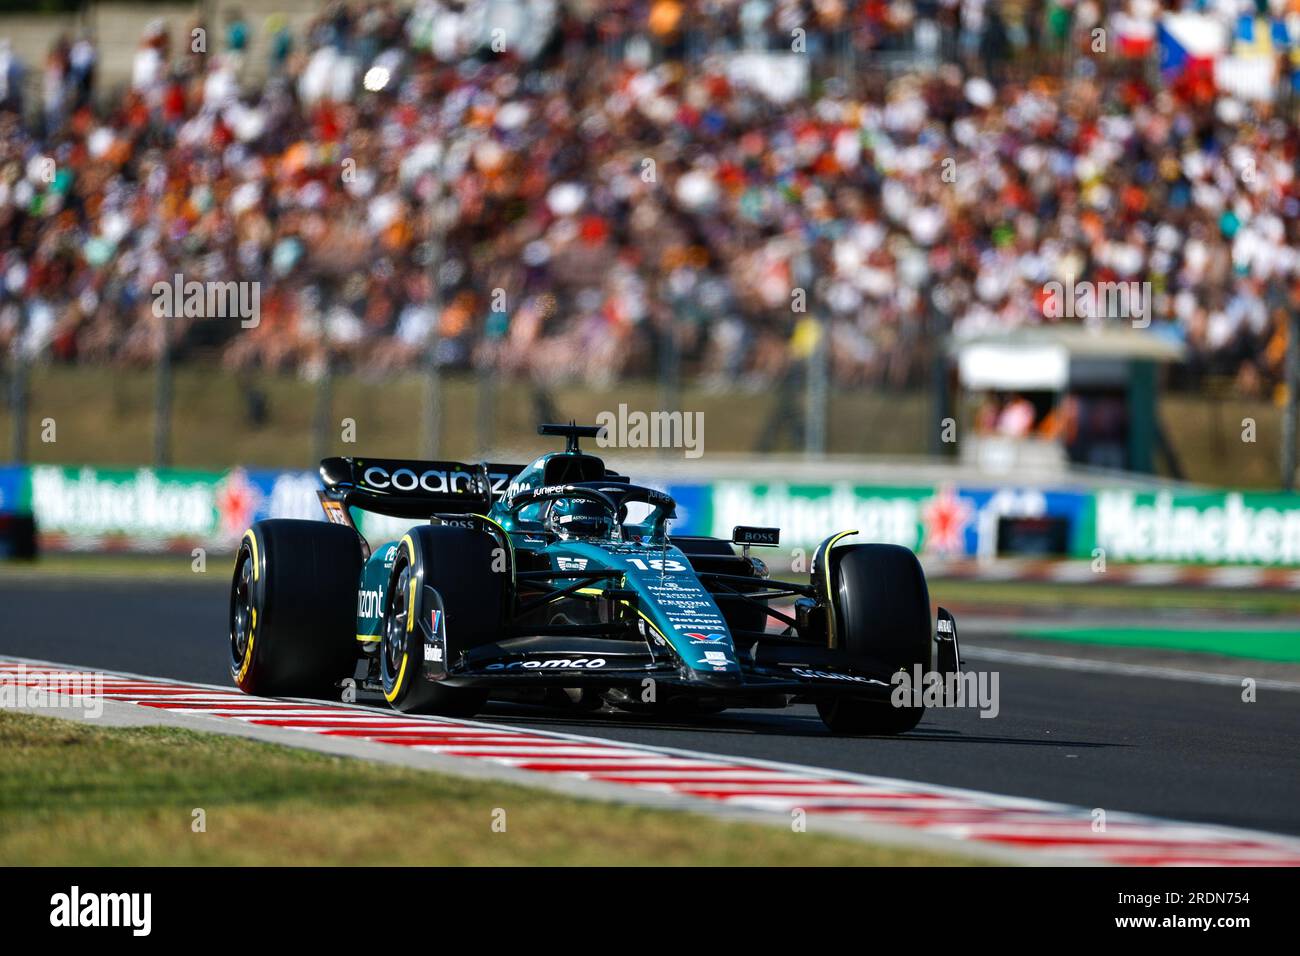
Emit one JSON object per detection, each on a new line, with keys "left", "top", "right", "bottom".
{"left": 1, "top": 0, "right": 1298, "bottom": 397}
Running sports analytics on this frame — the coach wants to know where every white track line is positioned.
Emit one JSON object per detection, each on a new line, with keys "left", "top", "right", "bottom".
{"left": 963, "top": 644, "right": 1300, "bottom": 692}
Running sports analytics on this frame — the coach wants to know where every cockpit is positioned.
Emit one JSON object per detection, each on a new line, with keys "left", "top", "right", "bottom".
{"left": 506, "top": 476, "right": 676, "bottom": 544}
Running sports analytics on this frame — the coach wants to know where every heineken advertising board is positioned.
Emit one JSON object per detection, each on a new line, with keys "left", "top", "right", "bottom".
{"left": 4, "top": 464, "right": 1300, "bottom": 567}
{"left": 672, "top": 480, "right": 1094, "bottom": 560}
{"left": 21, "top": 465, "right": 381, "bottom": 552}
{"left": 1094, "top": 490, "right": 1300, "bottom": 566}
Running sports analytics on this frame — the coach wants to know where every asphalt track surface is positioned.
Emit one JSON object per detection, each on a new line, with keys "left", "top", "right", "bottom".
{"left": 2, "top": 575, "right": 1298, "bottom": 838}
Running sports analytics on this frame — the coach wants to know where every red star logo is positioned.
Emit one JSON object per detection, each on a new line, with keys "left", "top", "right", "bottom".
{"left": 921, "top": 486, "right": 974, "bottom": 555}
{"left": 216, "top": 469, "right": 260, "bottom": 540}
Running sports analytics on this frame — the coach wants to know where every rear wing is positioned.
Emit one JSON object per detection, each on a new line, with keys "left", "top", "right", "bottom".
{"left": 319, "top": 457, "right": 524, "bottom": 520}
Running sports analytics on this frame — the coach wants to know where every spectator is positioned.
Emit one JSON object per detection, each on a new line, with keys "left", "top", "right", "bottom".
{"left": 0, "top": 0, "right": 1294, "bottom": 398}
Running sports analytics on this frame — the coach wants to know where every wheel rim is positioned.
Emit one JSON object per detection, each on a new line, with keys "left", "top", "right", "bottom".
{"left": 384, "top": 563, "right": 411, "bottom": 681}
{"left": 230, "top": 546, "right": 254, "bottom": 669}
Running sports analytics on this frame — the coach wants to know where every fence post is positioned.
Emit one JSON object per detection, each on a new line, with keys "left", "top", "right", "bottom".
{"left": 1284, "top": 307, "right": 1299, "bottom": 492}
{"left": 476, "top": 359, "right": 494, "bottom": 453}
{"left": 927, "top": 291, "right": 949, "bottom": 457}
{"left": 422, "top": 317, "right": 442, "bottom": 459}
{"left": 422, "top": 212, "right": 445, "bottom": 459}
{"left": 311, "top": 351, "right": 333, "bottom": 468}
{"left": 657, "top": 310, "right": 680, "bottom": 456}
{"left": 153, "top": 319, "right": 171, "bottom": 468}
{"left": 9, "top": 305, "right": 27, "bottom": 463}
{"left": 804, "top": 313, "right": 828, "bottom": 457}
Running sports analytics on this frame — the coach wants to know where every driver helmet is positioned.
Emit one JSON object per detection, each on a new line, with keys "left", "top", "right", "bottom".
{"left": 547, "top": 498, "right": 616, "bottom": 540}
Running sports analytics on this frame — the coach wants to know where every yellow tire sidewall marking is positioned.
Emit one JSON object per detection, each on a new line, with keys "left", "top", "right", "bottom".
{"left": 401, "top": 535, "right": 417, "bottom": 633}
{"left": 237, "top": 608, "right": 256, "bottom": 684}
{"left": 242, "top": 529, "right": 260, "bottom": 581}
{"left": 384, "top": 652, "right": 407, "bottom": 703}
{"left": 821, "top": 530, "right": 858, "bottom": 649}
{"left": 236, "top": 533, "right": 258, "bottom": 684}
{"left": 384, "top": 534, "right": 419, "bottom": 702}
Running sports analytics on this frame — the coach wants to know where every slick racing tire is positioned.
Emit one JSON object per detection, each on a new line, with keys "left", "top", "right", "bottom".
{"left": 379, "top": 525, "right": 501, "bottom": 716}
{"left": 817, "top": 544, "right": 931, "bottom": 736}
{"left": 230, "top": 519, "right": 364, "bottom": 698}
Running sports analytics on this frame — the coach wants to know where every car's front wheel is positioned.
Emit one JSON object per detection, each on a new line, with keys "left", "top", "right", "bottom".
{"left": 378, "top": 525, "right": 499, "bottom": 716}
{"left": 816, "top": 543, "right": 931, "bottom": 735}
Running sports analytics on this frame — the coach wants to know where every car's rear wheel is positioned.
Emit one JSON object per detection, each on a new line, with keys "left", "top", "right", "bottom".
{"left": 816, "top": 543, "right": 931, "bottom": 735}
{"left": 378, "top": 525, "right": 501, "bottom": 716}
{"left": 230, "top": 519, "right": 364, "bottom": 698}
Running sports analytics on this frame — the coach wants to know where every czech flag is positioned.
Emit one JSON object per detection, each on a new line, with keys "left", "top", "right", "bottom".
{"left": 1158, "top": 12, "right": 1227, "bottom": 93}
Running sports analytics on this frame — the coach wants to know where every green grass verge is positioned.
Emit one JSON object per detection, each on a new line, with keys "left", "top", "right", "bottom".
{"left": 936, "top": 579, "right": 1300, "bottom": 615}
{"left": 0, "top": 554, "right": 212, "bottom": 582}
{"left": 1010, "top": 625, "right": 1300, "bottom": 663}
{"left": 0, "top": 710, "right": 979, "bottom": 866}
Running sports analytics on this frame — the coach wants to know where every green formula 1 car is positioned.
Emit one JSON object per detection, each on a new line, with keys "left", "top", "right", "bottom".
{"left": 229, "top": 424, "right": 960, "bottom": 734}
